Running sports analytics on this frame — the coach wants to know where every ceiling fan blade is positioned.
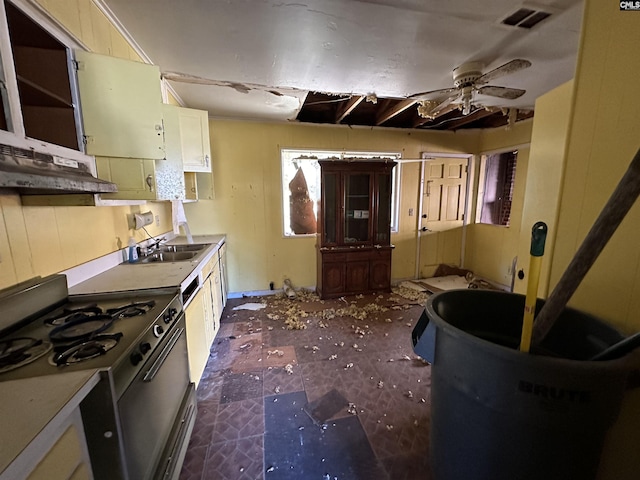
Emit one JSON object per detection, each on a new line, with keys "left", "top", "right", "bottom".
{"left": 409, "top": 87, "right": 458, "bottom": 101}
{"left": 476, "top": 85, "right": 526, "bottom": 100}
{"left": 417, "top": 93, "right": 460, "bottom": 119}
{"left": 476, "top": 59, "right": 531, "bottom": 84}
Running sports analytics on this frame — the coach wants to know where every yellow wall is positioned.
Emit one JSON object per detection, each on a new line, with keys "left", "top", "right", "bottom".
{"left": 512, "top": 81, "right": 574, "bottom": 296}
{"left": 544, "top": 2, "right": 640, "bottom": 478}
{"left": 184, "top": 120, "right": 479, "bottom": 292}
{"left": 0, "top": 0, "right": 172, "bottom": 290}
{"left": 463, "top": 120, "right": 532, "bottom": 286}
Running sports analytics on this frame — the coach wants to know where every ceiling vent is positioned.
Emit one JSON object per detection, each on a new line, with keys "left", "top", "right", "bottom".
{"left": 500, "top": 5, "right": 552, "bottom": 29}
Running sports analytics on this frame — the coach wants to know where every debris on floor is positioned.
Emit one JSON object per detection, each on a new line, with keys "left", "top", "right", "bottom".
{"left": 232, "top": 302, "right": 267, "bottom": 311}
{"left": 283, "top": 278, "right": 297, "bottom": 300}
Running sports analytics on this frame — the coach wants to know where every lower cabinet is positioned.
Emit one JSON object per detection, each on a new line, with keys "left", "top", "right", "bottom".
{"left": 26, "top": 408, "right": 93, "bottom": 480}
{"left": 185, "top": 250, "right": 225, "bottom": 386}
{"left": 317, "top": 247, "right": 393, "bottom": 299}
{"left": 185, "top": 286, "right": 208, "bottom": 387}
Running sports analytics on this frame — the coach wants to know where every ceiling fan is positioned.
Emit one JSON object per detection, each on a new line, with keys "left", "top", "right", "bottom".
{"left": 411, "top": 59, "right": 532, "bottom": 119}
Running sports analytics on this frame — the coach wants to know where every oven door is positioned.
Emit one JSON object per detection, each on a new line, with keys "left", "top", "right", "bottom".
{"left": 117, "top": 314, "right": 193, "bottom": 480}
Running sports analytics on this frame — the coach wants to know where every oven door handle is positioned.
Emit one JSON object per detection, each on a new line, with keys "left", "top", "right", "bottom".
{"left": 143, "top": 326, "right": 184, "bottom": 382}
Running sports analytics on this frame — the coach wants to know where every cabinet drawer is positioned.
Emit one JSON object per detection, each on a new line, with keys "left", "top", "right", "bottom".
{"left": 321, "top": 252, "right": 347, "bottom": 263}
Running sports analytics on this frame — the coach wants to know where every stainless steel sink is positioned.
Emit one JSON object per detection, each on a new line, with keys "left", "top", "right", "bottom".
{"left": 158, "top": 244, "right": 209, "bottom": 253}
{"left": 138, "top": 251, "right": 199, "bottom": 263}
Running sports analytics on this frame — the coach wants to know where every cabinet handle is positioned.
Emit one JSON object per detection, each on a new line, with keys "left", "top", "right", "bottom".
{"left": 205, "top": 155, "right": 210, "bottom": 167}
{"left": 146, "top": 174, "right": 154, "bottom": 192}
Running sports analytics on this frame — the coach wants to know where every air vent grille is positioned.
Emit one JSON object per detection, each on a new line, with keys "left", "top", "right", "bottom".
{"left": 0, "top": 143, "right": 53, "bottom": 163}
{"left": 501, "top": 7, "right": 552, "bottom": 29}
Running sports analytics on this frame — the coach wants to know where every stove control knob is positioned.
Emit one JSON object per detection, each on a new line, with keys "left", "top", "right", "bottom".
{"left": 153, "top": 324, "right": 164, "bottom": 337}
{"left": 163, "top": 308, "right": 178, "bottom": 324}
{"left": 130, "top": 352, "right": 143, "bottom": 366}
{"left": 140, "top": 342, "right": 151, "bottom": 354}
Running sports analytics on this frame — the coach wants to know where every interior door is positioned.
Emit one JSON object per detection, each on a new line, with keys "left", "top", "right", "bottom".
{"left": 421, "top": 158, "right": 467, "bottom": 233}
{"left": 418, "top": 157, "right": 468, "bottom": 276}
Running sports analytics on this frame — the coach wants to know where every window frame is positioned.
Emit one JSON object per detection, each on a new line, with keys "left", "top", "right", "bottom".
{"left": 280, "top": 148, "right": 401, "bottom": 238}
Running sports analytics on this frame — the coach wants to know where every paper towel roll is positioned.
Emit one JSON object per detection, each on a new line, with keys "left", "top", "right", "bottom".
{"left": 171, "top": 200, "right": 194, "bottom": 243}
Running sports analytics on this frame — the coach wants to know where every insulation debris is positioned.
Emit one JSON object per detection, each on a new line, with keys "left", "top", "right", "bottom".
{"left": 391, "top": 285, "right": 429, "bottom": 303}
{"left": 285, "top": 364, "right": 294, "bottom": 374}
{"left": 329, "top": 354, "right": 337, "bottom": 360}
{"left": 347, "top": 403, "right": 358, "bottom": 415}
{"left": 232, "top": 302, "right": 267, "bottom": 311}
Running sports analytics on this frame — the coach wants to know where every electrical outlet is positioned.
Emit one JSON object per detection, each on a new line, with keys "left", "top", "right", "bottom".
{"left": 155, "top": 215, "right": 160, "bottom": 227}
{"left": 409, "top": 208, "right": 414, "bottom": 216}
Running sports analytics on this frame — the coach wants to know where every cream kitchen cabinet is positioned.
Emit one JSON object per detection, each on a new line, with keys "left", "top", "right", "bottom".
{"left": 185, "top": 285, "right": 209, "bottom": 387}
{"left": 178, "top": 107, "right": 211, "bottom": 173}
{"left": 25, "top": 410, "right": 92, "bottom": 480}
{"left": 184, "top": 248, "right": 224, "bottom": 386}
{"left": 156, "top": 104, "right": 213, "bottom": 201}
{"left": 219, "top": 242, "right": 228, "bottom": 307}
{"left": 75, "top": 50, "right": 164, "bottom": 160}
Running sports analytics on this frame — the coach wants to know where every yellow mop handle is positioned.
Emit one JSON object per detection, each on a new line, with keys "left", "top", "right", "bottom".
{"left": 520, "top": 222, "right": 548, "bottom": 352}
{"left": 520, "top": 255, "right": 542, "bottom": 352}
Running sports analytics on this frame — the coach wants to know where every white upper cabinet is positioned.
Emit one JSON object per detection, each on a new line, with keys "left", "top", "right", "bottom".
{"left": 178, "top": 107, "right": 211, "bottom": 172}
{"left": 75, "top": 50, "right": 164, "bottom": 160}
{"left": 156, "top": 104, "right": 188, "bottom": 200}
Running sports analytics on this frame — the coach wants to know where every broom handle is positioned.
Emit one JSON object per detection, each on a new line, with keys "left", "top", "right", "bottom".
{"left": 531, "top": 147, "right": 640, "bottom": 346}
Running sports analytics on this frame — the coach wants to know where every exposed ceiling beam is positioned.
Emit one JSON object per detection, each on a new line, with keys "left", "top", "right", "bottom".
{"left": 375, "top": 99, "right": 416, "bottom": 125}
{"left": 335, "top": 95, "right": 365, "bottom": 123}
{"left": 444, "top": 108, "right": 497, "bottom": 130}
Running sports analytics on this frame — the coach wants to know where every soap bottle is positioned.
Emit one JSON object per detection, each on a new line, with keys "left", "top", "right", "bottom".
{"left": 128, "top": 237, "right": 138, "bottom": 263}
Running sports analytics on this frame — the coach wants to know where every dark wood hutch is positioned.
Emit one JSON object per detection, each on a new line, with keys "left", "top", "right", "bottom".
{"left": 316, "top": 159, "right": 397, "bottom": 299}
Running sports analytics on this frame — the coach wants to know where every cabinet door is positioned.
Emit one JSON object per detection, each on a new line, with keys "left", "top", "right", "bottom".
{"left": 202, "top": 277, "right": 211, "bottom": 345}
{"left": 155, "top": 104, "right": 187, "bottom": 200}
{"left": 375, "top": 172, "right": 393, "bottom": 244}
{"left": 344, "top": 173, "right": 372, "bottom": 244}
{"left": 75, "top": 50, "right": 164, "bottom": 159}
{"left": 370, "top": 251, "right": 392, "bottom": 290}
{"left": 179, "top": 107, "right": 211, "bottom": 172}
{"left": 184, "top": 288, "right": 208, "bottom": 386}
{"left": 96, "top": 157, "right": 156, "bottom": 200}
{"left": 321, "top": 172, "right": 339, "bottom": 245}
{"left": 322, "top": 259, "right": 346, "bottom": 295}
{"left": 219, "top": 243, "right": 228, "bottom": 306}
{"left": 211, "top": 261, "right": 223, "bottom": 335}
{"left": 345, "top": 261, "right": 369, "bottom": 293}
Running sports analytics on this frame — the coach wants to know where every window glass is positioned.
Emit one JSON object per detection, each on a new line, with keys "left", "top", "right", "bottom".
{"left": 281, "top": 149, "right": 400, "bottom": 237}
{"left": 477, "top": 151, "right": 518, "bottom": 226}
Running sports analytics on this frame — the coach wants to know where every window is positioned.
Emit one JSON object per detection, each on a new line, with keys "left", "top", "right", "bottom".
{"left": 476, "top": 150, "right": 518, "bottom": 226}
{"left": 281, "top": 149, "right": 401, "bottom": 237}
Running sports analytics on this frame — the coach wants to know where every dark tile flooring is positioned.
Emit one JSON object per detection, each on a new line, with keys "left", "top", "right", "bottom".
{"left": 179, "top": 289, "right": 433, "bottom": 480}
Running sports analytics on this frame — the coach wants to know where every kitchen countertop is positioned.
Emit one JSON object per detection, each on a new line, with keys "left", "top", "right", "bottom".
{"left": 69, "top": 234, "right": 226, "bottom": 295}
{"left": 0, "top": 369, "right": 100, "bottom": 477}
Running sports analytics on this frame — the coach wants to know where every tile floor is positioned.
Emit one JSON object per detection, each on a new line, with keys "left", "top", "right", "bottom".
{"left": 179, "top": 288, "right": 433, "bottom": 480}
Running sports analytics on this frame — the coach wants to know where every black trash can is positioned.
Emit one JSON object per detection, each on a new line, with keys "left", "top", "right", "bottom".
{"left": 412, "top": 289, "right": 637, "bottom": 480}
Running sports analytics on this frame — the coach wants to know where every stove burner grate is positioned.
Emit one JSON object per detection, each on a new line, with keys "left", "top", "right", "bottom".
{"left": 43, "top": 304, "right": 104, "bottom": 326}
{"left": 49, "top": 315, "right": 114, "bottom": 343}
{"left": 0, "top": 337, "right": 52, "bottom": 373}
{"left": 107, "top": 300, "right": 156, "bottom": 318}
{"left": 51, "top": 333, "right": 123, "bottom": 366}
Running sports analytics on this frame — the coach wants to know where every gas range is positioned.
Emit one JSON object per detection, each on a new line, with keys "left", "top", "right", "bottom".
{"left": 0, "top": 274, "right": 196, "bottom": 480}
{"left": 0, "top": 286, "right": 181, "bottom": 399}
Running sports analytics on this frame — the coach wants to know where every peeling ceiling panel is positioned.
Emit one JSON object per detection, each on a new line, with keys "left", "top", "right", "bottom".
{"left": 101, "top": 0, "right": 584, "bottom": 130}
{"left": 169, "top": 82, "right": 306, "bottom": 121}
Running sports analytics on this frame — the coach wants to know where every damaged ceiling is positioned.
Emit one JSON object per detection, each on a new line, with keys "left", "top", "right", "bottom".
{"left": 100, "top": 0, "right": 584, "bottom": 131}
